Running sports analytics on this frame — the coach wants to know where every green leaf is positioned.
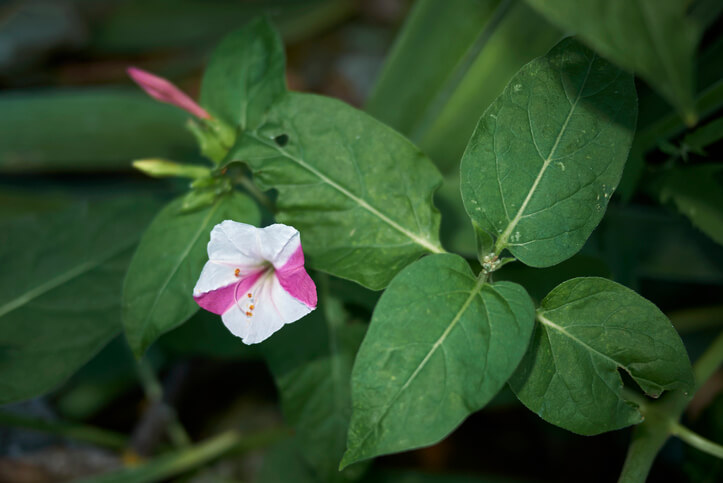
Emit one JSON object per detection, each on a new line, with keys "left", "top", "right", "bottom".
{"left": 257, "top": 438, "right": 318, "bottom": 483}
{"left": 365, "top": 0, "right": 502, "bottom": 136}
{"left": 649, "top": 164, "right": 723, "bottom": 245}
{"left": 200, "top": 17, "right": 286, "bottom": 130}
{"left": 366, "top": 0, "right": 562, "bottom": 170}
{"left": 122, "top": 191, "right": 260, "bottom": 358}
{"left": 460, "top": 38, "right": 636, "bottom": 267}
{"left": 158, "top": 310, "right": 260, "bottom": 360}
{"left": 509, "top": 277, "right": 695, "bottom": 435}
{"left": 231, "top": 92, "right": 444, "bottom": 290}
{"left": 526, "top": 0, "right": 699, "bottom": 125}
{"left": 0, "top": 199, "right": 157, "bottom": 405}
{"left": 0, "top": 89, "right": 196, "bottom": 173}
{"left": 341, "top": 254, "right": 534, "bottom": 467}
{"left": 264, "top": 296, "right": 367, "bottom": 482}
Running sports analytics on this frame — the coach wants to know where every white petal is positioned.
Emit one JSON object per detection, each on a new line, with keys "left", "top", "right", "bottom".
{"left": 257, "top": 224, "right": 301, "bottom": 268}
{"left": 193, "top": 260, "right": 237, "bottom": 296}
{"left": 207, "top": 220, "right": 264, "bottom": 265}
{"left": 220, "top": 272, "right": 312, "bottom": 344}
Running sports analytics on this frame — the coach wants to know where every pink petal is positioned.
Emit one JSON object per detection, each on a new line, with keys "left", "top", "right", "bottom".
{"left": 194, "top": 269, "right": 265, "bottom": 315}
{"left": 127, "top": 67, "right": 211, "bottom": 119}
{"left": 275, "top": 245, "right": 317, "bottom": 308}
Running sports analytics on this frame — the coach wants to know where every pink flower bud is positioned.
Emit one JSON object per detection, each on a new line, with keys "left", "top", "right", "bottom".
{"left": 127, "top": 67, "right": 211, "bottom": 120}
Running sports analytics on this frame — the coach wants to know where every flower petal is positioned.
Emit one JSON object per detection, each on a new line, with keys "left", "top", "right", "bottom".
{"left": 256, "top": 224, "right": 302, "bottom": 268}
{"left": 220, "top": 272, "right": 313, "bottom": 344}
{"left": 276, "top": 245, "right": 317, "bottom": 308}
{"left": 208, "top": 221, "right": 301, "bottom": 268}
{"left": 205, "top": 221, "right": 265, "bottom": 266}
{"left": 127, "top": 67, "right": 211, "bottom": 120}
{"left": 193, "top": 268, "right": 265, "bottom": 315}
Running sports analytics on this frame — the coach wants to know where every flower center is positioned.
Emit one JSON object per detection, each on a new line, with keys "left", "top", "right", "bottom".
{"left": 233, "top": 266, "right": 273, "bottom": 319}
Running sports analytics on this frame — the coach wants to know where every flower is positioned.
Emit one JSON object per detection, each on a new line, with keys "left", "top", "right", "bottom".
{"left": 193, "top": 221, "right": 317, "bottom": 344}
{"left": 127, "top": 66, "right": 211, "bottom": 120}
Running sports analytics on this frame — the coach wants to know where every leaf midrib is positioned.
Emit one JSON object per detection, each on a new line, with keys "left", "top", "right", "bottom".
{"left": 537, "top": 311, "right": 622, "bottom": 370}
{"left": 246, "top": 132, "right": 444, "bottom": 255}
{"left": 133, "top": 200, "right": 223, "bottom": 347}
{"left": 0, "top": 240, "right": 136, "bottom": 319}
{"left": 348, "top": 276, "right": 486, "bottom": 461}
{"left": 494, "top": 55, "right": 594, "bottom": 255}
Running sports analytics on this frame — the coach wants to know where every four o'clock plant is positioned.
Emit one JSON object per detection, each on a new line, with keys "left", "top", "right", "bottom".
{"left": 119, "top": 16, "right": 715, "bottom": 481}
{"left": 2, "top": 10, "right": 720, "bottom": 483}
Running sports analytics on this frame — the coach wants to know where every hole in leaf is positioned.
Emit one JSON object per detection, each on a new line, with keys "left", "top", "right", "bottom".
{"left": 274, "top": 134, "right": 289, "bottom": 147}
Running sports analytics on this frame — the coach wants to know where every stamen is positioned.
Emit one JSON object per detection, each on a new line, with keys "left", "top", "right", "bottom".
{"left": 234, "top": 268, "right": 240, "bottom": 277}
{"left": 246, "top": 311, "right": 253, "bottom": 317}
{"left": 249, "top": 305, "right": 254, "bottom": 310}
{"left": 247, "top": 293, "right": 252, "bottom": 298}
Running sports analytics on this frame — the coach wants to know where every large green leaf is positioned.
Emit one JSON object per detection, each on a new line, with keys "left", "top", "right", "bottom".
{"left": 229, "top": 92, "right": 444, "bottom": 290}
{"left": 366, "top": 0, "right": 562, "bottom": 170}
{"left": 526, "top": 0, "right": 699, "bottom": 124}
{"left": 365, "top": 0, "right": 502, "bottom": 136}
{"left": 509, "top": 277, "right": 694, "bottom": 435}
{"left": 460, "top": 38, "right": 636, "bottom": 267}
{"left": 341, "top": 254, "right": 534, "bottom": 467}
{"left": 264, "top": 296, "right": 367, "bottom": 482}
{"left": 0, "top": 89, "right": 196, "bottom": 172}
{"left": 200, "top": 17, "right": 286, "bottom": 130}
{"left": 122, "top": 191, "right": 260, "bottom": 358}
{"left": 0, "top": 199, "right": 157, "bottom": 405}
{"left": 649, "top": 164, "right": 723, "bottom": 245}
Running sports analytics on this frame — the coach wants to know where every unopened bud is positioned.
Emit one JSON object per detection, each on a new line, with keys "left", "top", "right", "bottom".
{"left": 132, "top": 159, "right": 210, "bottom": 179}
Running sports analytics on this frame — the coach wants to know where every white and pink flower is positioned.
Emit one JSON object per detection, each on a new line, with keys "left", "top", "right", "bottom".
{"left": 193, "top": 221, "right": 317, "bottom": 344}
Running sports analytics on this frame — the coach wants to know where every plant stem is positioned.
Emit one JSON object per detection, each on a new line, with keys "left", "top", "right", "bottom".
{"left": 78, "top": 428, "right": 288, "bottom": 483}
{"left": 0, "top": 411, "right": 128, "bottom": 450}
{"left": 670, "top": 422, "right": 723, "bottom": 458}
{"left": 136, "top": 360, "right": 191, "bottom": 448}
{"left": 618, "top": 329, "right": 723, "bottom": 482}
{"left": 237, "top": 175, "right": 274, "bottom": 213}
{"left": 618, "top": 415, "right": 670, "bottom": 483}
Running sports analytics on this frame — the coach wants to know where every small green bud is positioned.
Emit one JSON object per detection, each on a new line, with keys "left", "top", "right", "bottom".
{"left": 132, "top": 159, "right": 210, "bottom": 179}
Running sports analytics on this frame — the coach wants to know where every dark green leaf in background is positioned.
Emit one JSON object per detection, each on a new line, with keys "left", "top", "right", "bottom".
{"left": 0, "top": 90, "right": 196, "bottom": 173}
{"left": 526, "top": 0, "right": 699, "bottom": 125}
{"left": 0, "top": 199, "right": 157, "bottom": 405}
{"left": 366, "top": 0, "right": 562, "bottom": 170}
{"left": 158, "top": 309, "right": 260, "bottom": 360}
{"left": 232, "top": 93, "right": 444, "bottom": 290}
{"left": 461, "top": 38, "right": 636, "bottom": 267}
{"left": 509, "top": 277, "right": 695, "bottom": 435}
{"left": 264, "top": 296, "right": 367, "bottom": 482}
{"left": 122, "top": 191, "right": 260, "bottom": 358}
{"left": 91, "top": 0, "right": 353, "bottom": 53}
{"left": 649, "top": 164, "right": 723, "bottom": 245}
{"left": 341, "top": 254, "right": 534, "bottom": 467}
{"left": 200, "top": 17, "right": 286, "bottom": 130}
